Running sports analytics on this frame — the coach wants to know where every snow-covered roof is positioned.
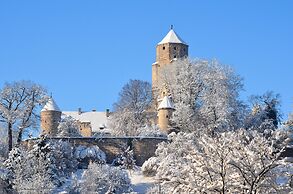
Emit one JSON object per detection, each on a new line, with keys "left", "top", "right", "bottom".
{"left": 41, "top": 97, "right": 61, "bottom": 112}
{"left": 158, "top": 96, "right": 175, "bottom": 110}
{"left": 158, "top": 29, "right": 187, "bottom": 45}
{"left": 62, "top": 111, "right": 109, "bottom": 132}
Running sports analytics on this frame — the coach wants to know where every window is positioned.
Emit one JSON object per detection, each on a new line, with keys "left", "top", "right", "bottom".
{"left": 183, "top": 48, "right": 186, "bottom": 52}
{"left": 166, "top": 115, "right": 169, "bottom": 118}
{"left": 163, "top": 46, "right": 165, "bottom": 50}
{"left": 174, "top": 47, "right": 176, "bottom": 50}
{"left": 174, "top": 55, "right": 176, "bottom": 58}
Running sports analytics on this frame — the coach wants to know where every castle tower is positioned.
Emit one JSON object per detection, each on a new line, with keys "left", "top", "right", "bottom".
{"left": 157, "top": 96, "right": 175, "bottom": 133}
{"left": 41, "top": 97, "right": 61, "bottom": 136}
{"left": 152, "top": 27, "right": 188, "bottom": 107}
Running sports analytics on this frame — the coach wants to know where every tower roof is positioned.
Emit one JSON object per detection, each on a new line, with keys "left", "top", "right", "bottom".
{"left": 158, "top": 29, "right": 187, "bottom": 45}
{"left": 158, "top": 96, "right": 175, "bottom": 110}
{"left": 41, "top": 97, "right": 61, "bottom": 112}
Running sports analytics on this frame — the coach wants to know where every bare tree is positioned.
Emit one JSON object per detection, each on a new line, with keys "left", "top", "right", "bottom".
{"left": 0, "top": 80, "right": 47, "bottom": 151}
{"left": 110, "top": 79, "right": 153, "bottom": 136}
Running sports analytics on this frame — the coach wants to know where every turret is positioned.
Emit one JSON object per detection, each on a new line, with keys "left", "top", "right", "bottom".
{"left": 41, "top": 97, "right": 61, "bottom": 136}
{"left": 157, "top": 96, "right": 175, "bottom": 133}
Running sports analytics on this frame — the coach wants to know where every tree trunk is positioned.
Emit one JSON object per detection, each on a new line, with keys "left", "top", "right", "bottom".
{"left": 17, "top": 128, "right": 23, "bottom": 143}
{"left": 8, "top": 122, "right": 13, "bottom": 151}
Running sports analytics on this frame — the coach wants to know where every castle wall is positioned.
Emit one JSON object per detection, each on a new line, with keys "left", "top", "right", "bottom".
{"left": 23, "top": 137, "right": 168, "bottom": 166}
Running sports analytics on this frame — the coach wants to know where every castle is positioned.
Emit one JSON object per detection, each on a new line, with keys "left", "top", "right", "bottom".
{"left": 41, "top": 27, "right": 188, "bottom": 136}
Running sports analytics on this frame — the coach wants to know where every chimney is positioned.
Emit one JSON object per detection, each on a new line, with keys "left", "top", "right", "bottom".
{"left": 78, "top": 108, "right": 82, "bottom": 115}
{"left": 106, "top": 109, "right": 110, "bottom": 117}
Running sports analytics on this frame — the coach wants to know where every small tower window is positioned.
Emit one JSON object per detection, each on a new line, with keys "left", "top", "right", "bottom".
{"left": 174, "top": 47, "right": 176, "bottom": 50}
{"left": 174, "top": 55, "right": 177, "bottom": 58}
{"left": 163, "top": 46, "right": 165, "bottom": 50}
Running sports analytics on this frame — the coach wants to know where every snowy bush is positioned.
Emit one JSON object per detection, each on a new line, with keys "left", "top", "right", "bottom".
{"left": 138, "top": 125, "right": 167, "bottom": 138}
{"left": 75, "top": 145, "right": 106, "bottom": 167}
{"left": 146, "top": 185, "right": 166, "bottom": 194}
{"left": 0, "top": 177, "right": 17, "bottom": 194}
{"left": 80, "top": 162, "right": 132, "bottom": 193}
{"left": 141, "top": 157, "right": 160, "bottom": 177}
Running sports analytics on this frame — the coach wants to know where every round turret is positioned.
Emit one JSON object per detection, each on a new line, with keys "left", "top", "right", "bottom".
{"left": 157, "top": 96, "right": 175, "bottom": 133}
{"left": 41, "top": 97, "right": 61, "bottom": 136}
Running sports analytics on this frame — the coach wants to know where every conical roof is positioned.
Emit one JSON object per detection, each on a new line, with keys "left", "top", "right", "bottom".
{"left": 158, "top": 96, "right": 175, "bottom": 110}
{"left": 41, "top": 97, "right": 61, "bottom": 112}
{"left": 158, "top": 29, "right": 186, "bottom": 45}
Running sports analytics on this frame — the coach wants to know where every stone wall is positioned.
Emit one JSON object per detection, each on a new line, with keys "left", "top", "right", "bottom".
{"left": 23, "top": 137, "right": 167, "bottom": 166}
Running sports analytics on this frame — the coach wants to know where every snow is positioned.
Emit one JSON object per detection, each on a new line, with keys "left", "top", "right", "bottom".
{"left": 41, "top": 97, "right": 61, "bottom": 112}
{"left": 158, "top": 96, "right": 175, "bottom": 110}
{"left": 158, "top": 29, "right": 187, "bottom": 45}
{"left": 62, "top": 111, "right": 110, "bottom": 132}
{"left": 75, "top": 145, "right": 106, "bottom": 162}
{"left": 128, "top": 168, "right": 157, "bottom": 193}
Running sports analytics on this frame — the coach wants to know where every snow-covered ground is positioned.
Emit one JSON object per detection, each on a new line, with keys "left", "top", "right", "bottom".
{"left": 128, "top": 168, "right": 157, "bottom": 194}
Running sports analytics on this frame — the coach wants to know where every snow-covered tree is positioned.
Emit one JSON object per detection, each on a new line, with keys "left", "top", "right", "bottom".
{"left": 0, "top": 80, "right": 47, "bottom": 151}
{"left": 80, "top": 162, "right": 132, "bottom": 193}
{"left": 246, "top": 91, "right": 281, "bottom": 131}
{"left": 4, "top": 138, "right": 60, "bottom": 193}
{"left": 160, "top": 58, "right": 246, "bottom": 134}
{"left": 57, "top": 116, "right": 81, "bottom": 137}
{"left": 112, "top": 146, "right": 136, "bottom": 171}
{"left": 49, "top": 140, "right": 78, "bottom": 176}
{"left": 143, "top": 129, "right": 292, "bottom": 193}
{"left": 110, "top": 79, "right": 153, "bottom": 136}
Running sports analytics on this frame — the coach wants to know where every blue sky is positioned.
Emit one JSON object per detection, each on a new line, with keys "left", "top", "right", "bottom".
{"left": 0, "top": 1, "right": 292, "bottom": 120}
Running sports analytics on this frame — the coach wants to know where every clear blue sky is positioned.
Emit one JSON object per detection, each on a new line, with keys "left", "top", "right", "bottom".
{"left": 0, "top": 1, "right": 292, "bottom": 120}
